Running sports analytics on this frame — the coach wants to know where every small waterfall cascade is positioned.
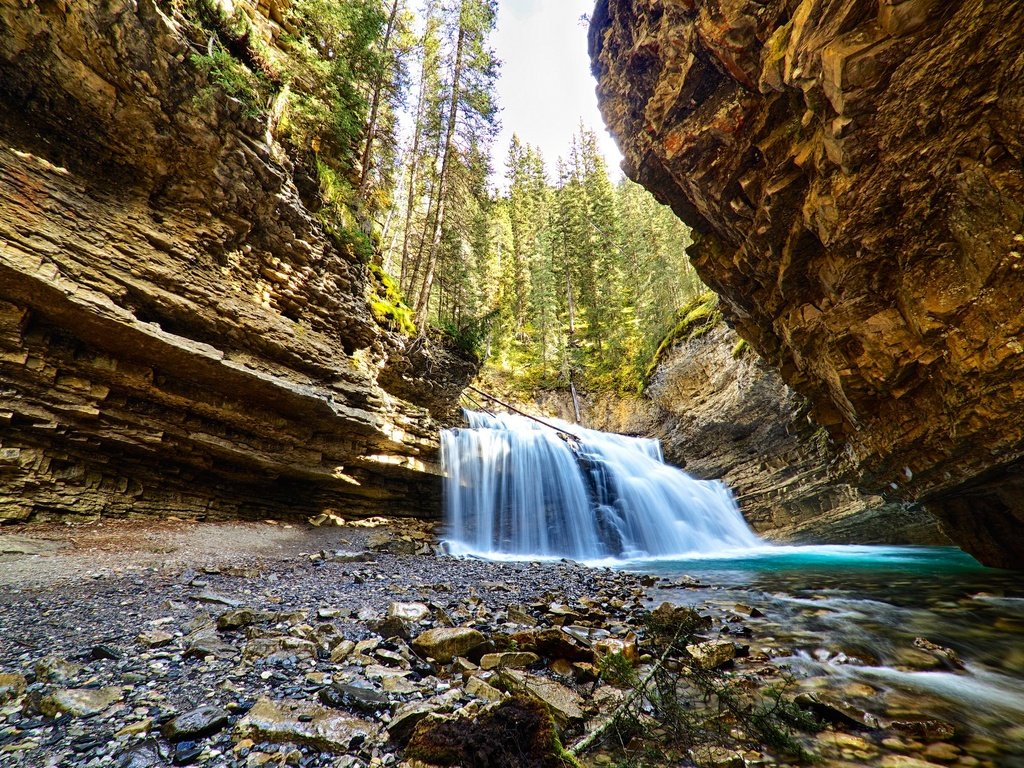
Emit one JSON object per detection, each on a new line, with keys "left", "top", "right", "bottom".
{"left": 441, "top": 410, "right": 762, "bottom": 561}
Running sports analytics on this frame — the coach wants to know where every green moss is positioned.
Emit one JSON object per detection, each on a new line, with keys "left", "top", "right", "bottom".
{"left": 731, "top": 338, "right": 749, "bottom": 359}
{"left": 190, "top": 49, "right": 269, "bottom": 118}
{"left": 405, "top": 698, "right": 581, "bottom": 768}
{"left": 368, "top": 264, "right": 416, "bottom": 336}
{"left": 640, "top": 291, "right": 722, "bottom": 388}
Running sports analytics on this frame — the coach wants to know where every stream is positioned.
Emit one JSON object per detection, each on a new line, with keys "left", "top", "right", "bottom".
{"left": 637, "top": 546, "right": 1024, "bottom": 759}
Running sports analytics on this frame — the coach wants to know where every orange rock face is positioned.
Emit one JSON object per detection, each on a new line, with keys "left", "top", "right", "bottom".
{"left": 591, "top": 0, "right": 1024, "bottom": 566}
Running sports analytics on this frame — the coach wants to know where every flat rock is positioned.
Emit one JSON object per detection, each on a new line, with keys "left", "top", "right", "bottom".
{"left": 34, "top": 655, "right": 82, "bottom": 683}
{"left": 495, "top": 669, "right": 584, "bottom": 725}
{"left": 137, "top": 629, "right": 174, "bottom": 647}
{"left": 464, "top": 676, "right": 504, "bottom": 703}
{"left": 686, "top": 641, "right": 736, "bottom": 669}
{"left": 411, "top": 627, "right": 485, "bottom": 663}
{"left": 387, "top": 701, "right": 438, "bottom": 744}
{"left": 479, "top": 652, "right": 540, "bottom": 670}
{"left": 162, "top": 704, "right": 230, "bottom": 741}
{"left": 319, "top": 682, "right": 389, "bottom": 714}
{"left": 40, "top": 686, "right": 122, "bottom": 717}
{"left": 0, "top": 672, "right": 27, "bottom": 703}
{"left": 236, "top": 696, "right": 379, "bottom": 752}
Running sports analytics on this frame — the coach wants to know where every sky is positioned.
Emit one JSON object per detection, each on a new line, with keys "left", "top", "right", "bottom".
{"left": 491, "top": 0, "right": 623, "bottom": 184}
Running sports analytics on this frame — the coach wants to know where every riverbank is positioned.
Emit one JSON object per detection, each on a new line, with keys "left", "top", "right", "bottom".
{"left": 0, "top": 518, "right": 1013, "bottom": 767}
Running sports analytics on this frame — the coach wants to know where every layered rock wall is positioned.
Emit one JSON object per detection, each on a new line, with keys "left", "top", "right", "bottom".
{"left": 0, "top": 0, "right": 472, "bottom": 523}
{"left": 591, "top": 0, "right": 1024, "bottom": 566}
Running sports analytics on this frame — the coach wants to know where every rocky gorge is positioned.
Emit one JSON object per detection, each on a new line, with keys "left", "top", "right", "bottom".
{"left": 590, "top": 0, "right": 1024, "bottom": 568}
{"left": 0, "top": 0, "right": 475, "bottom": 525}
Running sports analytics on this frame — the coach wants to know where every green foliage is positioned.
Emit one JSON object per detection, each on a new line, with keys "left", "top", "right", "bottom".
{"left": 731, "top": 337, "right": 749, "bottom": 359}
{"left": 368, "top": 264, "right": 416, "bottom": 335}
{"left": 642, "top": 292, "right": 722, "bottom": 388}
{"left": 442, "top": 308, "right": 500, "bottom": 358}
{"left": 587, "top": 609, "right": 820, "bottom": 766}
{"left": 597, "top": 651, "right": 639, "bottom": 688}
{"left": 189, "top": 49, "right": 270, "bottom": 118}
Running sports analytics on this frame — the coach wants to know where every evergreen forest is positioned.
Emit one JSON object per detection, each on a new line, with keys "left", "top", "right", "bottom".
{"left": 176, "top": 0, "right": 706, "bottom": 393}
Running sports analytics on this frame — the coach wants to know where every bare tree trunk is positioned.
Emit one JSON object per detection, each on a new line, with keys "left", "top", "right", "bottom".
{"left": 357, "top": 0, "right": 401, "bottom": 198}
{"left": 414, "top": 7, "right": 466, "bottom": 330}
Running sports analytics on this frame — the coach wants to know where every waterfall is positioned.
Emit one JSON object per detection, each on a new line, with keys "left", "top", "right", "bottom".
{"left": 441, "top": 410, "right": 762, "bottom": 561}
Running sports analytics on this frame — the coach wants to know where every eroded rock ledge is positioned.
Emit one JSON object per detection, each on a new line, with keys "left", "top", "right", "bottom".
{"left": 591, "top": 0, "right": 1024, "bottom": 567}
{"left": 0, "top": 1, "right": 474, "bottom": 523}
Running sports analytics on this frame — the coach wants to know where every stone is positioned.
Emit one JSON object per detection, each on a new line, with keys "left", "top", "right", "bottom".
{"left": 388, "top": 702, "right": 439, "bottom": 744}
{"left": 319, "top": 682, "right": 389, "bottom": 714}
{"left": 34, "top": 655, "right": 81, "bottom": 683}
{"left": 686, "top": 641, "right": 737, "bottom": 669}
{"left": 40, "top": 686, "right": 123, "bottom": 717}
{"left": 138, "top": 630, "right": 174, "bottom": 648}
{"left": 217, "top": 608, "right": 275, "bottom": 631}
{"left": 0, "top": 672, "right": 26, "bottom": 703}
{"left": 411, "top": 627, "right": 486, "bottom": 663}
{"left": 592, "top": 635, "right": 638, "bottom": 664}
{"left": 479, "top": 652, "right": 540, "bottom": 670}
{"left": 162, "top": 705, "right": 230, "bottom": 742}
{"left": 388, "top": 602, "right": 431, "bottom": 623}
{"left": 235, "top": 696, "right": 379, "bottom": 752}
{"left": 464, "top": 676, "right": 504, "bottom": 703}
{"left": 116, "top": 740, "right": 164, "bottom": 768}
{"left": 495, "top": 669, "right": 585, "bottom": 726}
{"left": 506, "top": 604, "right": 538, "bottom": 626}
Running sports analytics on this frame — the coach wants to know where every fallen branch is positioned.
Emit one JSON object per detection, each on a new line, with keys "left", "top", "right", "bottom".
{"left": 569, "top": 627, "right": 685, "bottom": 757}
{"left": 465, "top": 385, "right": 581, "bottom": 444}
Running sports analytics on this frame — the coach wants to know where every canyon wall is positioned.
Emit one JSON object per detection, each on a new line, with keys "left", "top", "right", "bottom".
{"left": 0, "top": 0, "right": 473, "bottom": 524}
{"left": 590, "top": 0, "right": 1024, "bottom": 567}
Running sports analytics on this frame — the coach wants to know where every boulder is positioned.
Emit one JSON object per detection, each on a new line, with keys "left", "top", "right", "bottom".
{"left": 411, "top": 627, "right": 486, "bottom": 663}
{"left": 236, "top": 696, "right": 379, "bottom": 752}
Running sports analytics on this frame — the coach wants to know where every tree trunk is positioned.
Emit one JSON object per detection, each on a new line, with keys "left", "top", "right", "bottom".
{"left": 414, "top": 7, "right": 466, "bottom": 329}
{"left": 357, "top": 0, "right": 401, "bottom": 198}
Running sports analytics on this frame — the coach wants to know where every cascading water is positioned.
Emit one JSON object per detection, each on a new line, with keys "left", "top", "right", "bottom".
{"left": 441, "top": 410, "right": 761, "bottom": 560}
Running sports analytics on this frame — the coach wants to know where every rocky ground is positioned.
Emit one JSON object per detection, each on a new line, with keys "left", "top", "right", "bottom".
{"left": 0, "top": 518, "right": 1004, "bottom": 768}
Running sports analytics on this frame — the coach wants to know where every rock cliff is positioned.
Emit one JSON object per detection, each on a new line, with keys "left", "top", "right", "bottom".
{"left": 0, "top": 0, "right": 474, "bottom": 523}
{"left": 591, "top": 0, "right": 1024, "bottom": 567}
{"left": 539, "top": 324, "right": 946, "bottom": 546}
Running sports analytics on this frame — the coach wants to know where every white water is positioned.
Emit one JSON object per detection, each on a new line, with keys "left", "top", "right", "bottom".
{"left": 441, "top": 410, "right": 761, "bottom": 560}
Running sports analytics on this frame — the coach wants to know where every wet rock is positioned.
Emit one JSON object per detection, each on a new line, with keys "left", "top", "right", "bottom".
{"left": 34, "top": 655, "right": 82, "bottom": 683}
{"left": 40, "top": 686, "right": 123, "bottom": 717}
{"left": 796, "top": 692, "right": 880, "bottom": 730}
{"left": 172, "top": 742, "right": 203, "bottom": 765}
{"left": 319, "top": 682, "right": 389, "bottom": 714}
{"left": 912, "top": 638, "right": 964, "bottom": 670}
{"left": 217, "top": 608, "right": 275, "bottom": 631}
{"left": 495, "top": 669, "right": 584, "bottom": 726}
{"left": 887, "top": 718, "right": 956, "bottom": 742}
{"left": 162, "top": 705, "right": 230, "bottom": 742}
{"left": 411, "top": 627, "right": 486, "bottom": 663}
{"left": 388, "top": 701, "right": 439, "bottom": 744}
{"left": 465, "top": 675, "right": 505, "bottom": 703}
{"left": 512, "top": 628, "right": 591, "bottom": 662}
{"left": 235, "top": 696, "right": 379, "bottom": 752}
{"left": 90, "top": 644, "right": 123, "bottom": 660}
{"left": 137, "top": 629, "right": 174, "bottom": 648}
{"left": 479, "top": 652, "right": 540, "bottom": 670}
{"left": 117, "top": 739, "right": 164, "bottom": 768}
{"left": 686, "top": 641, "right": 736, "bottom": 669}
{"left": 0, "top": 672, "right": 27, "bottom": 703}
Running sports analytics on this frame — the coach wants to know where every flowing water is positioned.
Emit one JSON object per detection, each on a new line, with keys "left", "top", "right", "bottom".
{"left": 442, "top": 412, "right": 1024, "bottom": 760}
{"left": 442, "top": 410, "right": 759, "bottom": 560}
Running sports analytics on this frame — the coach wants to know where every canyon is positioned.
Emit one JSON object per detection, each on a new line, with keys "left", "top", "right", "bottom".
{"left": 590, "top": 0, "right": 1024, "bottom": 567}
